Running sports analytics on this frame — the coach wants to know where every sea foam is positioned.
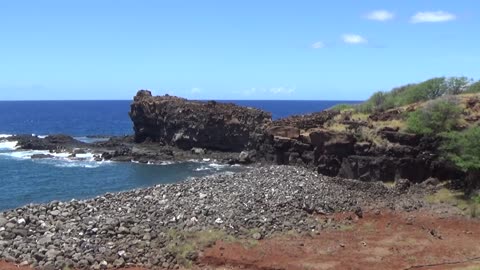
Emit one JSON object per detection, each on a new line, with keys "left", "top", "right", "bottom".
{"left": 0, "top": 140, "right": 18, "bottom": 150}
{"left": 0, "top": 148, "right": 107, "bottom": 169}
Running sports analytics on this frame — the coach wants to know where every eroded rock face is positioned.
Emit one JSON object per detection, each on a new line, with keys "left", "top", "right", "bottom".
{"left": 127, "top": 92, "right": 463, "bottom": 183}
{"left": 253, "top": 110, "right": 463, "bottom": 183}
{"left": 129, "top": 91, "right": 272, "bottom": 151}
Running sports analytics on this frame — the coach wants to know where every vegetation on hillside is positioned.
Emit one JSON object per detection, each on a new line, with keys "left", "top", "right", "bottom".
{"left": 328, "top": 76, "right": 480, "bottom": 194}
{"left": 441, "top": 126, "right": 480, "bottom": 193}
{"left": 405, "top": 97, "right": 462, "bottom": 135}
{"left": 331, "top": 76, "right": 479, "bottom": 113}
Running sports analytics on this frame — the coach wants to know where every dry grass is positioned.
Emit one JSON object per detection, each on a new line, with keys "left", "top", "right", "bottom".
{"left": 374, "top": 119, "right": 407, "bottom": 131}
{"left": 166, "top": 229, "right": 236, "bottom": 266}
{"left": 356, "top": 126, "right": 388, "bottom": 146}
{"left": 325, "top": 123, "right": 349, "bottom": 133}
{"left": 426, "top": 188, "right": 480, "bottom": 218}
{"left": 350, "top": 113, "right": 370, "bottom": 122}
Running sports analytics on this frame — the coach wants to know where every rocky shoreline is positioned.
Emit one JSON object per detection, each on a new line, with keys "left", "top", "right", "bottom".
{"left": 3, "top": 90, "right": 468, "bottom": 184}
{"left": 0, "top": 166, "right": 427, "bottom": 269}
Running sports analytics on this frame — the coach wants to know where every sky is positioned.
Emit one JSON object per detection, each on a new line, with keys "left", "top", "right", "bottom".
{"left": 0, "top": 0, "right": 479, "bottom": 100}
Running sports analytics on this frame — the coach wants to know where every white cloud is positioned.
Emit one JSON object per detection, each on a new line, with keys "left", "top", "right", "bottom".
{"left": 342, "top": 34, "right": 368, "bottom": 44}
{"left": 269, "top": 87, "right": 295, "bottom": 95}
{"left": 242, "top": 88, "right": 257, "bottom": 96}
{"left": 311, "top": 41, "right": 325, "bottom": 49}
{"left": 411, "top": 11, "right": 456, "bottom": 23}
{"left": 242, "top": 87, "right": 295, "bottom": 96}
{"left": 191, "top": 87, "right": 201, "bottom": 94}
{"left": 366, "top": 10, "right": 394, "bottom": 21}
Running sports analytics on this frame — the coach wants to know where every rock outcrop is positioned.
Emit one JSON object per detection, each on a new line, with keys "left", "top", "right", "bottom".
{"left": 254, "top": 111, "right": 464, "bottom": 183}
{"left": 9, "top": 134, "right": 84, "bottom": 151}
{"left": 127, "top": 91, "right": 464, "bottom": 183}
{"left": 129, "top": 90, "right": 272, "bottom": 151}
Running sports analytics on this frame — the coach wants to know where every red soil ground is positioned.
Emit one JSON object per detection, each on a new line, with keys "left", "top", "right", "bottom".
{"left": 2, "top": 210, "right": 480, "bottom": 270}
{"left": 200, "top": 211, "right": 480, "bottom": 270}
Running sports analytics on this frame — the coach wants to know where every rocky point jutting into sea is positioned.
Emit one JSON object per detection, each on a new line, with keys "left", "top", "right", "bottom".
{"left": 0, "top": 90, "right": 476, "bottom": 269}
{"left": 5, "top": 90, "right": 464, "bottom": 183}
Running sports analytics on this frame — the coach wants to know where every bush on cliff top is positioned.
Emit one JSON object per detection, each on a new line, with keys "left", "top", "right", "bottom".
{"left": 465, "top": 80, "right": 480, "bottom": 93}
{"left": 358, "top": 76, "right": 473, "bottom": 113}
{"left": 406, "top": 97, "right": 462, "bottom": 135}
{"left": 441, "top": 126, "right": 480, "bottom": 193}
{"left": 442, "top": 126, "right": 480, "bottom": 172}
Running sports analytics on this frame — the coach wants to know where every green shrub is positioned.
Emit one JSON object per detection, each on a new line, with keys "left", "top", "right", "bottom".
{"left": 445, "top": 76, "right": 471, "bottom": 95}
{"left": 466, "top": 81, "right": 480, "bottom": 93}
{"left": 357, "top": 91, "right": 390, "bottom": 113}
{"left": 441, "top": 126, "right": 480, "bottom": 193}
{"left": 358, "top": 77, "right": 475, "bottom": 114}
{"left": 474, "top": 195, "right": 480, "bottom": 204}
{"left": 406, "top": 97, "right": 462, "bottom": 135}
{"left": 442, "top": 126, "right": 480, "bottom": 171}
{"left": 402, "top": 77, "right": 447, "bottom": 104}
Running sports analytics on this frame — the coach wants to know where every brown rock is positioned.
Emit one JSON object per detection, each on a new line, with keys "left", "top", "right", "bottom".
{"left": 266, "top": 126, "right": 300, "bottom": 139}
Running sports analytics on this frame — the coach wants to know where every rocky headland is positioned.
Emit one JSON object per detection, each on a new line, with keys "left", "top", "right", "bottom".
{"left": 6, "top": 90, "right": 471, "bottom": 185}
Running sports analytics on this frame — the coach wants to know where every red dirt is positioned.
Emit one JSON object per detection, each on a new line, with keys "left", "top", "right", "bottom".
{"left": 200, "top": 211, "right": 480, "bottom": 270}
{"left": 2, "top": 211, "right": 480, "bottom": 270}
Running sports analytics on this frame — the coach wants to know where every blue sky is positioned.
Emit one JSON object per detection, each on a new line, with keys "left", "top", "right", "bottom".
{"left": 0, "top": 0, "right": 478, "bottom": 100}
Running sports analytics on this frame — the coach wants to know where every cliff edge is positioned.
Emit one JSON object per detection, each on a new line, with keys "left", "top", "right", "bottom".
{"left": 129, "top": 90, "right": 272, "bottom": 151}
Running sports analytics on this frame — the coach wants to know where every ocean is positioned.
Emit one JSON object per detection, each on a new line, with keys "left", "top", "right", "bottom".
{"left": 0, "top": 100, "right": 359, "bottom": 211}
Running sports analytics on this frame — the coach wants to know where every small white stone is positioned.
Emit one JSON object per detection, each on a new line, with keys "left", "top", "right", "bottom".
{"left": 215, "top": 218, "right": 224, "bottom": 224}
{"left": 17, "top": 218, "right": 26, "bottom": 225}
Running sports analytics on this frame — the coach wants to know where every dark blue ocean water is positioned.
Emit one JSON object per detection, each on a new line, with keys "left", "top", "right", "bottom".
{"left": 0, "top": 100, "right": 358, "bottom": 211}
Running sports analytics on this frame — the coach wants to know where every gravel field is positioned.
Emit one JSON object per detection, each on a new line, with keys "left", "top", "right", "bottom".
{"left": 0, "top": 165, "right": 424, "bottom": 269}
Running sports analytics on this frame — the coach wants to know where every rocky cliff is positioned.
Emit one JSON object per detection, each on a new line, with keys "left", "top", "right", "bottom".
{"left": 129, "top": 90, "right": 272, "bottom": 151}
{"left": 128, "top": 91, "right": 466, "bottom": 183}
{"left": 254, "top": 107, "right": 465, "bottom": 183}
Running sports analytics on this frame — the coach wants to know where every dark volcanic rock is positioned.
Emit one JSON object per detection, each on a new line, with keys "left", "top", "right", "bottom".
{"left": 31, "top": 154, "right": 54, "bottom": 159}
{"left": 266, "top": 126, "right": 300, "bottom": 139}
{"left": 129, "top": 91, "right": 272, "bottom": 151}
{"left": 9, "top": 134, "right": 84, "bottom": 151}
{"left": 271, "top": 110, "right": 338, "bottom": 130}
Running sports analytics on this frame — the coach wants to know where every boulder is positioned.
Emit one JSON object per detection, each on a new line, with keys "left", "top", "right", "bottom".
{"left": 10, "top": 134, "right": 84, "bottom": 151}
{"left": 266, "top": 126, "right": 300, "bottom": 139}
{"left": 380, "top": 131, "right": 421, "bottom": 146}
{"left": 31, "top": 154, "right": 54, "bottom": 159}
{"left": 369, "top": 109, "right": 403, "bottom": 121}
{"left": 307, "top": 129, "right": 355, "bottom": 157}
